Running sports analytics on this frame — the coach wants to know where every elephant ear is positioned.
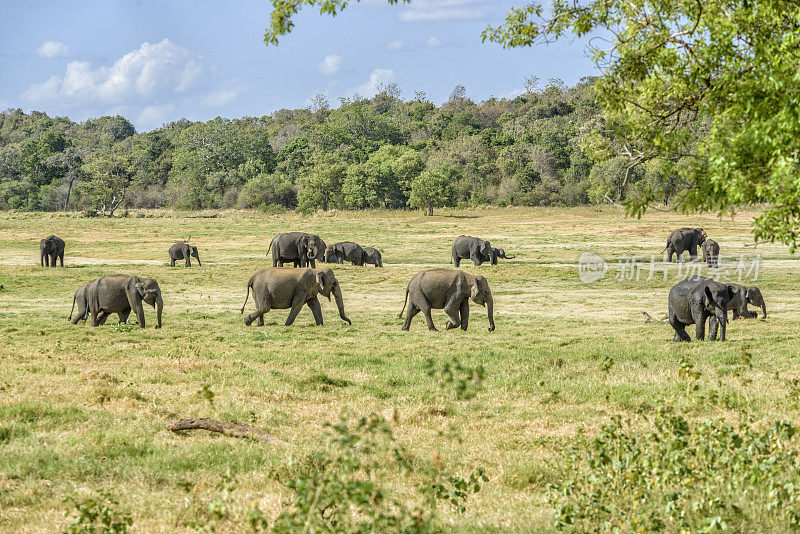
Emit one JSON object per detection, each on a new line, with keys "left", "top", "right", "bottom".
{"left": 703, "top": 285, "right": 720, "bottom": 310}
{"left": 471, "top": 276, "right": 484, "bottom": 300}
{"left": 134, "top": 282, "right": 146, "bottom": 299}
{"left": 316, "top": 271, "right": 332, "bottom": 300}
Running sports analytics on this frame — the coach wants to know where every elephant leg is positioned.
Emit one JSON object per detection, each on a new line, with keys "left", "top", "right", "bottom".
{"left": 694, "top": 317, "right": 706, "bottom": 341}
{"left": 50, "top": 253, "right": 57, "bottom": 267}
{"left": 708, "top": 317, "right": 718, "bottom": 341}
{"left": 170, "top": 258, "right": 176, "bottom": 267}
{"left": 244, "top": 294, "right": 270, "bottom": 326}
{"left": 416, "top": 298, "right": 437, "bottom": 331}
{"left": 459, "top": 300, "right": 469, "bottom": 331}
{"left": 59, "top": 253, "right": 64, "bottom": 267}
{"left": 443, "top": 296, "right": 462, "bottom": 330}
{"left": 118, "top": 309, "right": 131, "bottom": 324}
{"left": 669, "top": 314, "right": 691, "bottom": 342}
{"left": 134, "top": 303, "right": 146, "bottom": 329}
{"left": 185, "top": 257, "right": 191, "bottom": 267}
{"left": 96, "top": 311, "right": 113, "bottom": 325}
{"left": 401, "top": 303, "right": 420, "bottom": 331}
{"left": 284, "top": 292, "right": 307, "bottom": 326}
{"left": 308, "top": 298, "right": 324, "bottom": 326}
{"left": 453, "top": 257, "right": 461, "bottom": 268}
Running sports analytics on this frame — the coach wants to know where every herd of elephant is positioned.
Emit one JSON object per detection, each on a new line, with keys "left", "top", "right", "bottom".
{"left": 42, "top": 226, "right": 766, "bottom": 340}
{"left": 50, "top": 232, "right": 506, "bottom": 333}
{"left": 661, "top": 227, "right": 768, "bottom": 342}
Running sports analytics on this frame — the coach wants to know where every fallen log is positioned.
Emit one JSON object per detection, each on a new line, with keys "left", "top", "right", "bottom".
{"left": 641, "top": 311, "right": 669, "bottom": 324}
{"left": 167, "top": 417, "right": 290, "bottom": 446}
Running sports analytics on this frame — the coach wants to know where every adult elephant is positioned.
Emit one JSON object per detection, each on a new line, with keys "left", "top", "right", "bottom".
{"left": 88, "top": 274, "right": 163, "bottom": 329}
{"left": 398, "top": 268, "right": 495, "bottom": 331}
{"left": 490, "top": 247, "right": 514, "bottom": 265}
{"left": 452, "top": 235, "right": 493, "bottom": 267}
{"left": 169, "top": 242, "right": 201, "bottom": 267}
{"left": 267, "top": 232, "right": 326, "bottom": 268}
{"left": 362, "top": 247, "right": 383, "bottom": 267}
{"left": 662, "top": 227, "right": 707, "bottom": 262}
{"left": 240, "top": 267, "right": 351, "bottom": 327}
{"left": 40, "top": 235, "right": 65, "bottom": 267}
{"left": 324, "top": 242, "right": 365, "bottom": 265}
{"left": 668, "top": 276, "right": 733, "bottom": 341}
{"left": 727, "top": 284, "right": 767, "bottom": 319}
{"left": 68, "top": 282, "right": 93, "bottom": 324}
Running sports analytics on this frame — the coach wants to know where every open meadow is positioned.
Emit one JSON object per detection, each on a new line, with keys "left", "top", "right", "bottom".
{"left": 1, "top": 206, "right": 799, "bottom": 532}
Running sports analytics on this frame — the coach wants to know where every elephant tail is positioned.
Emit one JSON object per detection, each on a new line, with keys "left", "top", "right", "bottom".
{"left": 240, "top": 278, "right": 253, "bottom": 314}
{"left": 266, "top": 239, "right": 273, "bottom": 256}
{"left": 68, "top": 294, "right": 76, "bottom": 320}
{"left": 397, "top": 286, "right": 409, "bottom": 318}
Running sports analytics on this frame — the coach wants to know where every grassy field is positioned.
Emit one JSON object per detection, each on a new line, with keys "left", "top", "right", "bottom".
{"left": 0, "top": 206, "right": 798, "bottom": 532}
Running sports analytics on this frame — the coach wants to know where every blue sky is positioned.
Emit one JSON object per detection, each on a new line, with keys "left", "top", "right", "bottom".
{"left": 0, "top": 0, "right": 597, "bottom": 132}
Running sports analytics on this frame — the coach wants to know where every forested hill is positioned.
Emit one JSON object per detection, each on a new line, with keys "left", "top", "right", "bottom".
{"left": 0, "top": 78, "right": 674, "bottom": 214}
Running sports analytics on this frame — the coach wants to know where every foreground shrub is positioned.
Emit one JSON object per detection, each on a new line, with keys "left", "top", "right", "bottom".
{"left": 548, "top": 408, "right": 800, "bottom": 531}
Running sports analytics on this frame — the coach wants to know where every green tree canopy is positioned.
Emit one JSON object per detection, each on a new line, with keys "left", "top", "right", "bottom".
{"left": 265, "top": 0, "right": 800, "bottom": 249}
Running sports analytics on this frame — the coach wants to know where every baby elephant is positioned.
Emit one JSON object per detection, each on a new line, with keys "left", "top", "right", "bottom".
{"left": 169, "top": 242, "right": 201, "bottom": 267}
{"left": 68, "top": 282, "right": 93, "bottom": 323}
{"left": 668, "top": 276, "right": 733, "bottom": 341}
{"left": 240, "top": 267, "right": 351, "bottom": 327}
{"left": 701, "top": 239, "right": 720, "bottom": 268}
{"left": 398, "top": 268, "right": 495, "bottom": 332}
{"left": 362, "top": 247, "right": 383, "bottom": 267}
{"left": 89, "top": 275, "right": 163, "bottom": 328}
{"left": 727, "top": 284, "right": 767, "bottom": 319}
{"left": 490, "top": 247, "right": 514, "bottom": 265}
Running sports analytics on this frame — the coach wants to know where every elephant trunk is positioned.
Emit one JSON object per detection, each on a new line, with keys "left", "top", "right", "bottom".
{"left": 761, "top": 302, "right": 767, "bottom": 319}
{"left": 155, "top": 295, "right": 163, "bottom": 328}
{"left": 333, "top": 284, "right": 351, "bottom": 325}
{"left": 196, "top": 256, "right": 201, "bottom": 267}
{"left": 486, "top": 294, "right": 495, "bottom": 332}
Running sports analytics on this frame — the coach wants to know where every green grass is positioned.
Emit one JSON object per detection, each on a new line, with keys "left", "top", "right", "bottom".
{"left": 0, "top": 206, "right": 798, "bottom": 531}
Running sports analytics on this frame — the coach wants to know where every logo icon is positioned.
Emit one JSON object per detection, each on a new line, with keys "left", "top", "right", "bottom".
{"left": 578, "top": 252, "right": 607, "bottom": 283}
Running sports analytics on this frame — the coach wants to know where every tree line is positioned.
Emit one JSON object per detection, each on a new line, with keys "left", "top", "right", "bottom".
{"left": 0, "top": 78, "right": 688, "bottom": 215}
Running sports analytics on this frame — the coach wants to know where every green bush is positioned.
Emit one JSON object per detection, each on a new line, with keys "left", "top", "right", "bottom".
{"left": 548, "top": 408, "right": 800, "bottom": 531}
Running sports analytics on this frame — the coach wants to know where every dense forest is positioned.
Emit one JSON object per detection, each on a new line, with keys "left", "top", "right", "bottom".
{"left": 0, "top": 78, "right": 685, "bottom": 214}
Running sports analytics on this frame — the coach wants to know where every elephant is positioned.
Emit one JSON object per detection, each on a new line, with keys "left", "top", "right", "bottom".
{"left": 727, "top": 284, "right": 767, "bottom": 319}
{"left": 240, "top": 267, "right": 351, "bottom": 327}
{"left": 169, "top": 242, "right": 201, "bottom": 267}
{"left": 40, "top": 235, "right": 65, "bottom": 267}
{"left": 490, "top": 247, "right": 514, "bottom": 265}
{"left": 362, "top": 247, "right": 383, "bottom": 267}
{"left": 668, "top": 276, "right": 733, "bottom": 341}
{"left": 397, "top": 268, "right": 495, "bottom": 332}
{"left": 267, "top": 232, "right": 326, "bottom": 268}
{"left": 324, "top": 242, "right": 365, "bottom": 265}
{"left": 452, "top": 235, "right": 493, "bottom": 267}
{"left": 662, "top": 227, "right": 707, "bottom": 262}
{"left": 701, "top": 239, "right": 720, "bottom": 268}
{"left": 88, "top": 274, "right": 163, "bottom": 328}
{"left": 68, "top": 282, "right": 92, "bottom": 324}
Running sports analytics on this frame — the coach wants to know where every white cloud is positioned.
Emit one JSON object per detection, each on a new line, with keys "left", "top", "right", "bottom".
{"left": 36, "top": 40, "right": 69, "bottom": 58}
{"left": 384, "top": 40, "right": 406, "bottom": 51}
{"left": 203, "top": 88, "right": 239, "bottom": 107}
{"left": 318, "top": 54, "right": 342, "bottom": 76}
{"left": 397, "top": 0, "right": 492, "bottom": 22}
{"left": 352, "top": 69, "right": 395, "bottom": 98}
{"left": 136, "top": 104, "right": 175, "bottom": 129}
{"left": 23, "top": 38, "right": 204, "bottom": 105}
{"left": 426, "top": 36, "right": 442, "bottom": 47}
